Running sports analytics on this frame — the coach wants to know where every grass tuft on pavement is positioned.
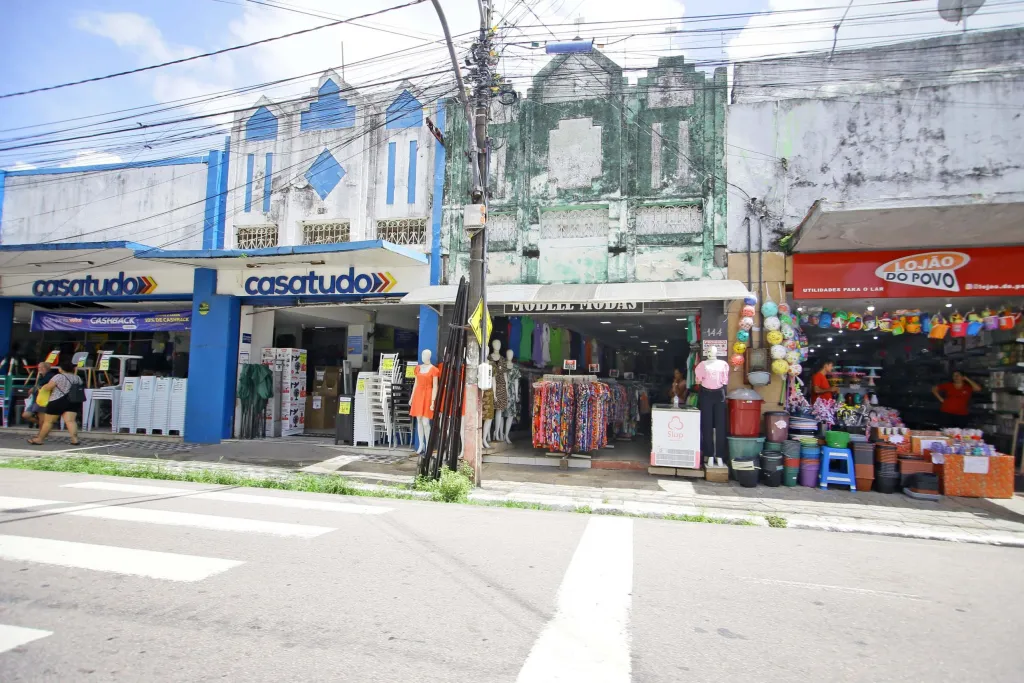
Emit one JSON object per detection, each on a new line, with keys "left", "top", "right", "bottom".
{"left": 0, "top": 456, "right": 416, "bottom": 500}
{"left": 1, "top": 456, "right": 776, "bottom": 528}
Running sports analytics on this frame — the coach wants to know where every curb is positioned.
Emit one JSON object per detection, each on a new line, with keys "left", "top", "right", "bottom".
{"left": 787, "top": 517, "right": 1024, "bottom": 548}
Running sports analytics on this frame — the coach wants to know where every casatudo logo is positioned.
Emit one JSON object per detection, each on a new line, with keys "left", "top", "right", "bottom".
{"left": 874, "top": 251, "right": 970, "bottom": 293}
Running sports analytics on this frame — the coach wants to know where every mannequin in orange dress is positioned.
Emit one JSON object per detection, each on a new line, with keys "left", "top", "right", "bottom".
{"left": 409, "top": 349, "right": 441, "bottom": 455}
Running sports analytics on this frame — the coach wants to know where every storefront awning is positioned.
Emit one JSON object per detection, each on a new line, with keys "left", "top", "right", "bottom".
{"left": 790, "top": 194, "right": 1024, "bottom": 253}
{"left": 401, "top": 279, "right": 753, "bottom": 307}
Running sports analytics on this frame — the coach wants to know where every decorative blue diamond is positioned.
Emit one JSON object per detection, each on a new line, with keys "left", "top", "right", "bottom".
{"left": 305, "top": 149, "right": 345, "bottom": 200}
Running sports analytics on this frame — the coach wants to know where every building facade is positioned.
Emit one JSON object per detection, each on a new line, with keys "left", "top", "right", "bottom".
{"left": 441, "top": 51, "right": 728, "bottom": 286}
{"left": 225, "top": 70, "right": 444, "bottom": 254}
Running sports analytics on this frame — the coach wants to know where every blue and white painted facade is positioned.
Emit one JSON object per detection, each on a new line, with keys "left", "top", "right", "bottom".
{"left": 225, "top": 71, "right": 444, "bottom": 251}
{"left": 0, "top": 70, "right": 451, "bottom": 445}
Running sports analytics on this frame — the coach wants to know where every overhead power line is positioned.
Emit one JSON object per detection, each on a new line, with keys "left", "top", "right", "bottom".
{"left": 0, "top": 0, "right": 428, "bottom": 100}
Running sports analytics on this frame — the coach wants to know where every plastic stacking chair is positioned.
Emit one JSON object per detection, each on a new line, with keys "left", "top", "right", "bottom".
{"left": 820, "top": 446, "right": 857, "bottom": 491}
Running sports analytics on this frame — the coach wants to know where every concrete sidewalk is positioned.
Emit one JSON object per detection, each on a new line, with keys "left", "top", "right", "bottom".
{"left": 2, "top": 445, "right": 1023, "bottom": 547}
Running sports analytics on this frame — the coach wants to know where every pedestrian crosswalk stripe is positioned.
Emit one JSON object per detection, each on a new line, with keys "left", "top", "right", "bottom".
{"left": 63, "top": 481, "right": 392, "bottom": 515}
{"left": 0, "top": 534, "right": 242, "bottom": 582}
{"left": 516, "top": 517, "right": 634, "bottom": 683}
{"left": 0, "top": 496, "right": 334, "bottom": 538}
{"left": 0, "top": 624, "right": 52, "bottom": 655}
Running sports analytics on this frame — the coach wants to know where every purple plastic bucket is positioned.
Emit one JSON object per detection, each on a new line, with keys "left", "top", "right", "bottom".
{"left": 799, "top": 464, "right": 820, "bottom": 487}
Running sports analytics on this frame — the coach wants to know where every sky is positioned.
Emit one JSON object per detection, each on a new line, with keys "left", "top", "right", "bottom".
{"left": 1, "top": 0, "right": 1022, "bottom": 169}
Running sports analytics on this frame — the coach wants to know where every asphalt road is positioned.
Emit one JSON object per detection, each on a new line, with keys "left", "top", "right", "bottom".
{"left": 0, "top": 469, "right": 1021, "bottom": 682}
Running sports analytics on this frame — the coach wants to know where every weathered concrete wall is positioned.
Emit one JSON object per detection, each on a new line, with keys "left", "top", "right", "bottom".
{"left": 727, "top": 28, "right": 1024, "bottom": 250}
{"left": 443, "top": 51, "right": 728, "bottom": 285}
{"left": 226, "top": 72, "right": 441, "bottom": 251}
{"left": 1, "top": 161, "right": 212, "bottom": 248}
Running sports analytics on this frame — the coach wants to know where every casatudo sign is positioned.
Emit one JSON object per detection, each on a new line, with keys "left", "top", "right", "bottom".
{"left": 793, "top": 247, "right": 1024, "bottom": 299}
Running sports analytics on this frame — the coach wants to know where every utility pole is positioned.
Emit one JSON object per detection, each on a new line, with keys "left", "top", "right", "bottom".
{"left": 430, "top": 0, "right": 496, "bottom": 484}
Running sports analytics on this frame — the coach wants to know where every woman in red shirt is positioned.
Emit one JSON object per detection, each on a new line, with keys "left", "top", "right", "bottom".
{"left": 932, "top": 371, "right": 982, "bottom": 428}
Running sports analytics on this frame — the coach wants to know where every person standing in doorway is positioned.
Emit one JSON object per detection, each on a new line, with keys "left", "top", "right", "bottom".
{"left": 932, "top": 370, "right": 982, "bottom": 428}
{"left": 811, "top": 361, "right": 837, "bottom": 404}
{"left": 27, "top": 358, "right": 83, "bottom": 445}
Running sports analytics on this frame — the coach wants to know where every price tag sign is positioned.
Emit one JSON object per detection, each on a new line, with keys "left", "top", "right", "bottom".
{"left": 405, "top": 363, "right": 417, "bottom": 379}
{"left": 45, "top": 350, "right": 60, "bottom": 364}
{"left": 338, "top": 398, "right": 352, "bottom": 415}
{"left": 610, "top": 369, "right": 619, "bottom": 378}
{"left": 588, "top": 364, "right": 600, "bottom": 373}
{"left": 312, "top": 396, "right": 322, "bottom": 410}
{"left": 356, "top": 379, "right": 366, "bottom": 392}
{"left": 315, "top": 370, "right": 325, "bottom": 382}
{"left": 381, "top": 358, "right": 395, "bottom": 372}
{"left": 76, "top": 356, "right": 87, "bottom": 369}
{"left": 624, "top": 372, "right": 635, "bottom": 380}
{"left": 563, "top": 359, "right": 577, "bottom": 371}
{"left": 98, "top": 351, "right": 112, "bottom": 371}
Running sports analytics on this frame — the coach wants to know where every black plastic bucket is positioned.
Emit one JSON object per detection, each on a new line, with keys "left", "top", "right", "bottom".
{"left": 759, "top": 453, "right": 783, "bottom": 472}
{"left": 735, "top": 468, "right": 759, "bottom": 488}
{"left": 760, "top": 468, "right": 782, "bottom": 487}
{"left": 876, "top": 472, "right": 901, "bottom": 494}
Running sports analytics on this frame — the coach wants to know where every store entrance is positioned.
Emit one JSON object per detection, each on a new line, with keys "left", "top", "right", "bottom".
{"left": 252, "top": 303, "right": 422, "bottom": 439}
{"left": 795, "top": 297, "right": 1024, "bottom": 459}
{"left": 487, "top": 304, "right": 707, "bottom": 470}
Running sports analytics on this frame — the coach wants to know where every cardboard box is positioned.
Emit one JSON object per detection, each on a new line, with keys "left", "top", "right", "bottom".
{"left": 313, "top": 366, "right": 342, "bottom": 396}
{"left": 305, "top": 394, "right": 326, "bottom": 430}
{"left": 939, "top": 454, "right": 1014, "bottom": 499}
{"left": 911, "top": 433, "right": 949, "bottom": 455}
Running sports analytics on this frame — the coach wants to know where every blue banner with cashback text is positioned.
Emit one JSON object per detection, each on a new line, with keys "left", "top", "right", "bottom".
{"left": 31, "top": 310, "right": 192, "bottom": 332}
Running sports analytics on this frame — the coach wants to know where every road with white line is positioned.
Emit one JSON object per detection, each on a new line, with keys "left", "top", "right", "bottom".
{"left": 0, "top": 468, "right": 1021, "bottom": 682}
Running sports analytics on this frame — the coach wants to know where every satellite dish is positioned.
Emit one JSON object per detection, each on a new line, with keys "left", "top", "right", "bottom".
{"left": 938, "top": 0, "right": 986, "bottom": 23}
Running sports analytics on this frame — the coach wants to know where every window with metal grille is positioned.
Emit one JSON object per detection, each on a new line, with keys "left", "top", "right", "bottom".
{"left": 634, "top": 206, "right": 703, "bottom": 240}
{"left": 235, "top": 225, "right": 279, "bottom": 250}
{"left": 539, "top": 208, "right": 607, "bottom": 239}
{"left": 375, "top": 217, "right": 427, "bottom": 246}
{"left": 487, "top": 213, "right": 517, "bottom": 251}
{"left": 302, "top": 220, "right": 351, "bottom": 245}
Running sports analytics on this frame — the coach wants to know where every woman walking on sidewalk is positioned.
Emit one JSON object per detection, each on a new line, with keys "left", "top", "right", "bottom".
{"left": 27, "top": 358, "right": 83, "bottom": 446}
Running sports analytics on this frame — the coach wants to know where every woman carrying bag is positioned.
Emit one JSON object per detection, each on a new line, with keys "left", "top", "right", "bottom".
{"left": 28, "top": 358, "right": 84, "bottom": 445}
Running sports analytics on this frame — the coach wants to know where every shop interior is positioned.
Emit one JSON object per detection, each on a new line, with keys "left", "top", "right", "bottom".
{"left": 794, "top": 297, "right": 1024, "bottom": 458}
{"left": 1, "top": 302, "right": 191, "bottom": 431}
{"left": 478, "top": 304, "right": 710, "bottom": 469}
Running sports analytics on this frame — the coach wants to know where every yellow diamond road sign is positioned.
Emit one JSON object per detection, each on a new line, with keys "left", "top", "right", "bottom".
{"left": 469, "top": 299, "right": 492, "bottom": 346}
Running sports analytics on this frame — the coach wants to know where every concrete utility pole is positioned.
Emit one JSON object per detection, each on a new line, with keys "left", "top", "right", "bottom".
{"left": 430, "top": 0, "right": 496, "bottom": 484}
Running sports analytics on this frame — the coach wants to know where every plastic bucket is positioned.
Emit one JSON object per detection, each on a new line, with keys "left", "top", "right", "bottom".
{"left": 782, "top": 439, "right": 802, "bottom": 456}
{"left": 783, "top": 456, "right": 801, "bottom": 469}
{"left": 735, "top": 468, "right": 759, "bottom": 488}
{"left": 800, "top": 448, "right": 821, "bottom": 461}
{"left": 783, "top": 467, "right": 799, "bottom": 486}
{"left": 759, "top": 453, "right": 783, "bottom": 472}
{"left": 824, "top": 431, "right": 851, "bottom": 448}
{"left": 799, "top": 464, "right": 820, "bottom": 487}
{"left": 764, "top": 412, "right": 790, "bottom": 442}
{"left": 727, "top": 436, "right": 765, "bottom": 460}
{"left": 763, "top": 441, "right": 783, "bottom": 452}
{"left": 728, "top": 398, "right": 764, "bottom": 437}
{"left": 761, "top": 468, "right": 782, "bottom": 487}
{"left": 876, "top": 473, "right": 900, "bottom": 494}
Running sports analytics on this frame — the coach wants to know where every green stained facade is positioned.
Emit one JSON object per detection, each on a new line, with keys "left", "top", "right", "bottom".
{"left": 441, "top": 50, "right": 728, "bottom": 286}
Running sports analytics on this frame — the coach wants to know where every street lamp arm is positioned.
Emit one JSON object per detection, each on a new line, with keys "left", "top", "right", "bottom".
{"left": 429, "top": 0, "right": 482, "bottom": 197}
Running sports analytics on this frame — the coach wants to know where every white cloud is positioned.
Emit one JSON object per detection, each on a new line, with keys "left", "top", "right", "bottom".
{"left": 59, "top": 150, "right": 124, "bottom": 167}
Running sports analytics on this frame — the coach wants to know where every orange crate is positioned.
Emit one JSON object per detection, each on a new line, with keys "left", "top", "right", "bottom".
{"left": 899, "top": 458, "right": 934, "bottom": 477}
{"left": 941, "top": 454, "right": 1014, "bottom": 499}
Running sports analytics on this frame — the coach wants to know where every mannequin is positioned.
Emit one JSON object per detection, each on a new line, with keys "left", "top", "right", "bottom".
{"left": 501, "top": 348, "right": 520, "bottom": 444}
{"left": 409, "top": 349, "right": 440, "bottom": 455}
{"left": 695, "top": 346, "right": 730, "bottom": 469}
{"left": 484, "top": 339, "right": 508, "bottom": 448}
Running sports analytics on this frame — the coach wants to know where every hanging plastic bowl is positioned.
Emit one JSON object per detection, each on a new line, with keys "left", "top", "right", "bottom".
{"left": 748, "top": 371, "right": 770, "bottom": 386}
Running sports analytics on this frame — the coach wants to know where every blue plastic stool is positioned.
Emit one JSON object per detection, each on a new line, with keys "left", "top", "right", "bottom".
{"left": 819, "top": 446, "right": 856, "bottom": 491}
